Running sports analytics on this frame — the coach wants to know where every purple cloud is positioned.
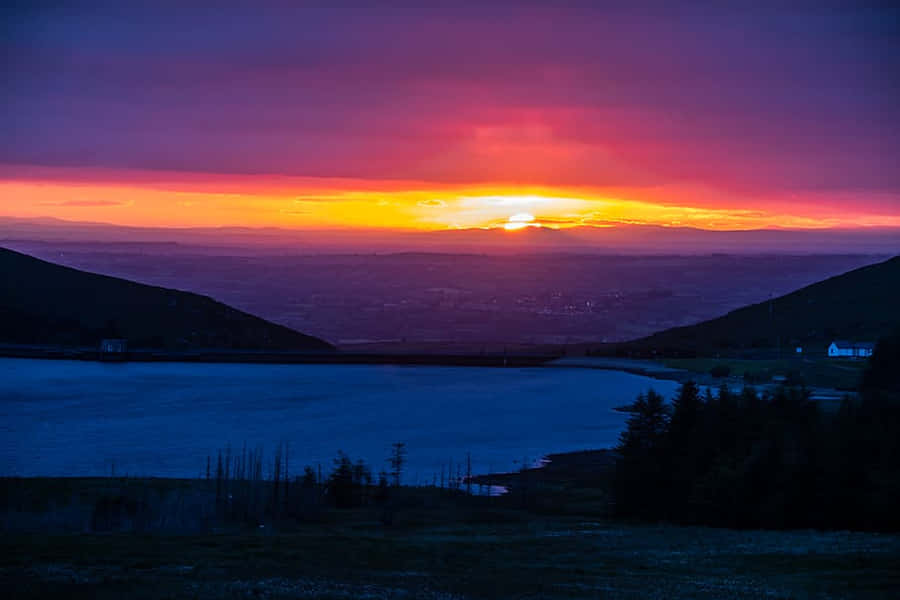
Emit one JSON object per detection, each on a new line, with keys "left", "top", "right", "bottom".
{"left": 3, "top": 1, "right": 898, "bottom": 211}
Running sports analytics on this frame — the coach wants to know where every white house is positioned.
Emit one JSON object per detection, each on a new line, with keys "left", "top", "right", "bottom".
{"left": 100, "top": 338, "right": 128, "bottom": 354}
{"left": 827, "top": 340, "right": 874, "bottom": 358}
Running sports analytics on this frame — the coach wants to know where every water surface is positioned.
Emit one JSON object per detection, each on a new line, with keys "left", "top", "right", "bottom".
{"left": 0, "top": 358, "right": 678, "bottom": 481}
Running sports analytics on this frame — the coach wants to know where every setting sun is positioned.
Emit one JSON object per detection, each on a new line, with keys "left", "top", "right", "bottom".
{"left": 503, "top": 212, "right": 539, "bottom": 230}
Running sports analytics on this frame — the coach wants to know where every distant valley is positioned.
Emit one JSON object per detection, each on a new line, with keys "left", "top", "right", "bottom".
{"left": 1, "top": 237, "right": 889, "bottom": 348}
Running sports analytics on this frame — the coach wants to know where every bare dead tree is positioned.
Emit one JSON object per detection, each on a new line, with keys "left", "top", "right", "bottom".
{"left": 389, "top": 442, "right": 407, "bottom": 487}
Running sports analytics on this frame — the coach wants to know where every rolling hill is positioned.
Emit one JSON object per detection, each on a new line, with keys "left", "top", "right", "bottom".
{"left": 613, "top": 255, "right": 900, "bottom": 356}
{"left": 0, "top": 247, "right": 333, "bottom": 351}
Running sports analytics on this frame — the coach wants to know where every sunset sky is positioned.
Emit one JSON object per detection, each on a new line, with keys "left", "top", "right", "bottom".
{"left": 3, "top": 1, "right": 899, "bottom": 232}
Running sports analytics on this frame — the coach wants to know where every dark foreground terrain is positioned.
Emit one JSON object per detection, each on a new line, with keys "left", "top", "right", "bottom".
{"left": 3, "top": 489, "right": 899, "bottom": 600}
{"left": 3, "top": 456, "right": 900, "bottom": 600}
{"left": 5, "top": 520, "right": 900, "bottom": 599}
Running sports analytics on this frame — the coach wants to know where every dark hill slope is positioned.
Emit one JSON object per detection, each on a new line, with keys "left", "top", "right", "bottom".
{"left": 0, "top": 247, "right": 333, "bottom": 351}
{"left": 618, "top": 255, "right": 900, "bottom": 355}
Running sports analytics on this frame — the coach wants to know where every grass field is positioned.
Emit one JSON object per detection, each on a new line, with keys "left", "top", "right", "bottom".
{"left": 662, "top": 356, "right": 867, "bottom": 390}
{"left": 2, "top": 475, "right": 899, "bottom": 599}
{"left": 3, "top": 519, "right": 899, "bottom": 599}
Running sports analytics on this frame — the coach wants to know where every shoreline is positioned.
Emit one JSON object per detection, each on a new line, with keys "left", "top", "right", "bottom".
{"left": 548, "top": 356, "right": 855, "bottom": 401}
{"left": 468, "top": 448, "right": 618, "bottom": 491}
{"left": 547, "top": 356, "right": 690, "bottom": 379}
{"left": 0, "top": 345, "right": 557, "bottom": 368}
{"left": 0, "top": 348, "right": 854, "bottom": 400}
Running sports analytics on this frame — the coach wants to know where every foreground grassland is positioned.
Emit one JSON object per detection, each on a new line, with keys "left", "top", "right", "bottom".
{"left": 3, "top": 510, "right": 900, "bottom": 599}
{"left": 662, "top": 356, "right": 867, "bottom": 390}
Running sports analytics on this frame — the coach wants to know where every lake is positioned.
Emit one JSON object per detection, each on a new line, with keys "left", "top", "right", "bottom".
{"left": 0, "top": 358, "right": 679, "bottom": 481}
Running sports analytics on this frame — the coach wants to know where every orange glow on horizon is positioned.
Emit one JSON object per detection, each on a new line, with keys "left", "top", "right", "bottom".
{"left": 2, "top": 170, "right": 899, "bottom": 233}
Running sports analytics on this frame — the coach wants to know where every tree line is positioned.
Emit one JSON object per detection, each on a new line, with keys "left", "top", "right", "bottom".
{"left": 614, "top": 332, "right": 900, "bottom": 531}
{"left": 200, "top": 441, "right": 411, "bottom": 526}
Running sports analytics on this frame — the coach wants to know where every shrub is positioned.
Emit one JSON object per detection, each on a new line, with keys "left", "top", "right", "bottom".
{"left": 710, "top": 364, "right": 731, "bottom": 378}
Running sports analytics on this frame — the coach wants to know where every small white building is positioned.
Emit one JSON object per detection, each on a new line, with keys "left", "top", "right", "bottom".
{"left": 827, "top": 340, "right": 874, "bottom": 358}
{"left": 100, "top": 339, "right": 128, "bottom": 354}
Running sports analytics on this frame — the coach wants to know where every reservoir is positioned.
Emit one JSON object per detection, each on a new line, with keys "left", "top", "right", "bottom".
{"left": 0, "top": 358, "right": 679, "bottom": 480}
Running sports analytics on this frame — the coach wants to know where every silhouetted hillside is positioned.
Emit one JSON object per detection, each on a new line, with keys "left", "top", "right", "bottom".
{"left": 617, "top": 255, "right": 900, "bottom": 355}
{"left": 0, "top": 248, "right": 333, "bottom": 351}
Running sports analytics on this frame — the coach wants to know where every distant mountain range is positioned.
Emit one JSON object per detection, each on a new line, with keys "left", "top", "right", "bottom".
{"left": 616, "top": 255, "right": 900, "bottom": 355}
{"left": 0, "top": 248, "right": 333, "bottom": 351}
{"left": 2, "top": 216, "right": 898, "bottom": 254}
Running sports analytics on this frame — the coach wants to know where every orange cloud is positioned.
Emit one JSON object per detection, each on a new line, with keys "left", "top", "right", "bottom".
{"left": 2, "top": 168, "right": 899, "bottom": 232}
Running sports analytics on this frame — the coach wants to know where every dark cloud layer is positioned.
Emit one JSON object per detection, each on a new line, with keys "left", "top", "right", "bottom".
{"left": 3, "top": 1, "right": 899, "bottom": 208}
